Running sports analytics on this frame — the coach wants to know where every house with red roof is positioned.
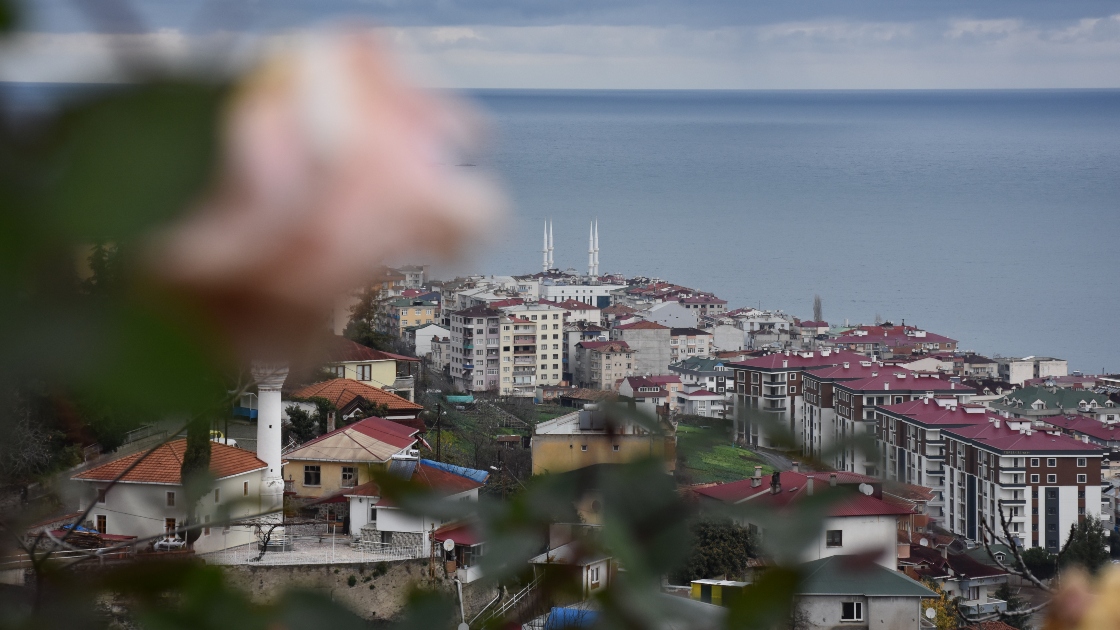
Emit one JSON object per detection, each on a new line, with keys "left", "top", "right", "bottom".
{"left": 288, "top": 377, "right": 425, "bottom": 431}
{"left": 617, "top": 376, "right": 669, "bottom": 416}
{"left": 540, "top": 298, "right": 602, "bottom": 325}
{"left": 669, "top": 327, "right": 713, "bottom": 361}
{"left": 281, "top": 417, "right": 419, "bottom": 499}
{"left": 834, "top": 324, "right": 957, "bottom": 358}
{"left": 345, "top": 458, "right": 487, "bottom": 559}
{"left": 72, "top": 440, "right": 268, "bottom": 553}
{"left": 322, "top": 335, "right": 421, "bottom": 401}
{"left": 692, "top": 469, "right": 912, "bottom": 569}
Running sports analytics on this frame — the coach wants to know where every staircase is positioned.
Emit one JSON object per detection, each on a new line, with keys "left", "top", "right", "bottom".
{"left": 473, "top": 574, "right": 545, "bottom": 628}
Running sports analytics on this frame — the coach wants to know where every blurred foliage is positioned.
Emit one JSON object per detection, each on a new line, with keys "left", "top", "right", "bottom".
{"left": 993, "top": 582, "right": 1030, "bottom": 630}
{"left": 1059, "top": 516, "right": 1110, "bottom": 575}
{"left": 343, "top": 287, "right": 398, "bottom": 352}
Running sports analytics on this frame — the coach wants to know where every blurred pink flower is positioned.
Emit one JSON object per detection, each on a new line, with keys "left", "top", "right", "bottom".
{"left": 152, "top": 30, "right": 504, "bottom": 359}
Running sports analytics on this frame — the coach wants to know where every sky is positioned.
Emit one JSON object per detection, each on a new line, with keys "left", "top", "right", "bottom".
{"left": 5, "top": 0, "right": 1120, "bottom": 87}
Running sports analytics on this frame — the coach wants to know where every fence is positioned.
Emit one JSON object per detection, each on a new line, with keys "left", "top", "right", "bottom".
{"left": 201, "top": 536, "right": 424, "bottom": 566}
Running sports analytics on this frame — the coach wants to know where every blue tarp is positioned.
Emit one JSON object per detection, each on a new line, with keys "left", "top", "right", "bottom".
{"left": 59, "top": 524, "right": 96, "bottom": 533}
{"left": 544, "top": 608, "right": 598, "bottom": 630}
{"left": 420, "top": 459, "right": 489, "bottom": 484}
{"left": 445, "top": 395, "right": 475, "bottom": 404}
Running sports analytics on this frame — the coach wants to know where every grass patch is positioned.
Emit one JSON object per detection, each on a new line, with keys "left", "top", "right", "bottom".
{"left": 676, "top": 423, "right": 773, "bottom": 484}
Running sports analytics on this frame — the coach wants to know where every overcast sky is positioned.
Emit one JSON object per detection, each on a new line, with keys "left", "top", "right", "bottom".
{"left": 7, "top": 0, "right": 1120, "bottom": 87}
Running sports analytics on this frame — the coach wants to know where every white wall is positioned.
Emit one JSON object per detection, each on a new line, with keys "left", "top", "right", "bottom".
{"left": 80, "top": 471, "right": 263, "bottom": 554}
{"left": 413, "top": 324, "right": 450, "bottom": 357}
{"left": 1059, "top": 485, "right": 1079, "bottom": 549}
{"left": 349, "top": 487, "right": 478, "bottom": 548}
{"left": 804, "top": 515, "right": 899, "bottom": 569}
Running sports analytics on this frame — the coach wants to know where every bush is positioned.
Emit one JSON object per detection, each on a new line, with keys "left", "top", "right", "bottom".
{"left": 347, "top": 575, "right": 357, "bottom": 587}
{"left": 375, "top": 561, "right": 390, "bottom": 576}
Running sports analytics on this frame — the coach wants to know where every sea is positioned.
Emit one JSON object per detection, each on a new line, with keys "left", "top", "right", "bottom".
{"left": 463, "top": 90, "right": 1120, "bottom": 373}
{"left": 5, "top": 85, "right": 1117, "bottom": 372}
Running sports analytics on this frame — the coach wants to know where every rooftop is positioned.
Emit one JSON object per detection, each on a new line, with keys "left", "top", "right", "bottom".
{"left": 728, "top": 350, "right": 873, "bottom": 371}
{"left": 943, "top": 421, "right": 1104, "bottom": 454}
{"left": 614, "top": 320, "right": 670, "bottom": 331}
{"left": 73, "top": 440, "right": 266, "bottom": 485}
{"left": 798, "top": 555, "right": 936, "bottom": 597}
{"left": 834, "top": 372, "right": 973, "bottom": 395}
{"left": 326, "top": 336, "right": 420, "bottom": 364}
{"left": 291, "top": 379, "right": 424, "bottom": 413}
{"left": 877, "top": 398, "right": 996, "bottom": 428}
{"left": 578, "top": 340, "right": 631, "bottom": 352}
{"left": 284, "top": 417, "right": 418, "bottom": 463}
{"left": 1042, "top": 415, "right": 1120, "bottom": 442}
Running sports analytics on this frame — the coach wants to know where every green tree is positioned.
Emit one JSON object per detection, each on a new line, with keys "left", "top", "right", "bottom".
{"left": 81, "top": 242, "right": 125, "bottom": 298}
{"left": 179, "top": 415, "right": 212, "bottom": 549}
{"left": 1059, "top": 516, "right": 1110, "bottom": 574}
{"left": 343, "top": 287, "right": 394, "bottom": 351}
{"left": 993, "top": 582, "right": 1029, "bottom": 630}
{"left": 920, "top": 579, "right": 960, "bottom": 630}
{"left": 1017, "top": 546, "right": 1057, "bottom": 580}
{"left": 285, "top": 405, "right": 318, "bottom": 444}
{"left": 668, "top": 518, "right": 754, "bottom": 584}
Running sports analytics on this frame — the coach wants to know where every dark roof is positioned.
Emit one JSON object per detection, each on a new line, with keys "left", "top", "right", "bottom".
{"left": 326, "top": 336, "right": 420, "bottom": 363}
{"left": 578, "top": 340, "right": 631, "bottom": 352}
{"left": 670, "top": 328, "right": 711, "bottom": 336}
{"left": 729, "top": 350, "right": 868, "bottom": 371}
{"left": 431, "top": 521, "right": 483, "bottom": 546}
{"left": 615, "top": 320, "right": 670, "bottom": 331}
{"left": 453, "top": 305, "right": 501, "bottom": 318}
{"left": 798, "top": 555, "right": 936, "bottom": 597}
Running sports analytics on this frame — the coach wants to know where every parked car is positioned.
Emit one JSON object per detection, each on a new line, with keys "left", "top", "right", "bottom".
{"left": 210, "top": 430, "right": 237, "bottom": 448}
{"left": 153, "top": 536, "right": 186, "bottom": 552}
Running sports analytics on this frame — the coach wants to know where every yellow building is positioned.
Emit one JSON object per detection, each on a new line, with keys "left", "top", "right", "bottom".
{"left": 530, "top": 406, "right": 676, "bottom": 476}
{"left": 282, "top": 417, "right": 418, "bottom": 499}
{"left": 386, "top": 299, "right": 440, "bottom": 337}
{"left": 690, "top": 580, "right": 748, "bottom": 607}
{"left": 323, "top": 336, "right": 421, "bottom": 400}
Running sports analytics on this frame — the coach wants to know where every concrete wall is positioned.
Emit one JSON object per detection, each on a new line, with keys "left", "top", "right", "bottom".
{"left": 79, "top": 471, "right": 263, "bottom": 554}
{"left": 617, "top": 328, "right": 671, "bottom": 377}
{"left": 349, "top": 489, "right": 480, "bottom": 549}
{"left": 798, "top": 595, "right": 922, "bottom": 630}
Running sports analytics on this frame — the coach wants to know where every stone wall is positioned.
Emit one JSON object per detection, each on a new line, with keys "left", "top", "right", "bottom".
{"left": 220, "top": 559, "right": 500, "bottom": 622}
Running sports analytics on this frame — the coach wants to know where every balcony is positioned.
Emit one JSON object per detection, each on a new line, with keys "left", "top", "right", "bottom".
{"left": 513, "top": 357, "right": 535, "bottom": 365}
{"left": 762, "top": 402, "right": 787, "bottom": 412}
{"left": 513, "top": 335, "right": 536, "bottom": 343}
{"left": 464, "top": 343, "right": 474, "bottom": 350}
{"left": 763, "top": 392, "right": 786, "bottom": 400}
{"left": 462, "top": 363, "right": 475, "bottom": 370}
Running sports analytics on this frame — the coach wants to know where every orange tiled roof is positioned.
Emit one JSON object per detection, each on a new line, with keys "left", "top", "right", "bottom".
{"left": 73, "top": 440, "right": 266, "bottom": 485}
{"left": 292, "top": 378, "right": 424, "bottom": 412}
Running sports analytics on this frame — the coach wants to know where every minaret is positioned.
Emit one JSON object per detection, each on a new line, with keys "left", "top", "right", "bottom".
{"left": 252, "top": 363, "right": 288, "bottom": 525}
{"left": 593, "top": 219, "right": 600, "bottom": 276}
{"left": 588, "top": 220, "right": 595, "bottom": 277}
{"left": 542, "top": 220, "right": 549, "bottom": 273}
{"left": 547, "top": 220, "right": 554, "bottom": 270}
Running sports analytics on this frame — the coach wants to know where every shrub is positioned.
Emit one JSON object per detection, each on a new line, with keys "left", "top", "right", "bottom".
{"left": 347, "top": 575, "right": 357, "bottom": 587}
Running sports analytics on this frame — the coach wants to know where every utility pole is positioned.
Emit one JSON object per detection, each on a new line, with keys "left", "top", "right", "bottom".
{"left": 436, "top": 402, "right": 442, "bottom": 462}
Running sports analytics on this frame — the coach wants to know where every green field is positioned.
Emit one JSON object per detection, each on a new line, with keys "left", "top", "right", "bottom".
{"left": 676, "top": 423, "right": 774, "bottom": 484}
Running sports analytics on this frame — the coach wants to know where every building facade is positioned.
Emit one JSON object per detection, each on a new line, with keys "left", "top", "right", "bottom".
{"left": 449, "top": 306, "right": 503, "bottom": 392}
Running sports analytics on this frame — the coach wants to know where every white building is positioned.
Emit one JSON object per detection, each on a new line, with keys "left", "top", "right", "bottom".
{"left": 72, "top": 440, "right": 267, "bottom": 554}
{"left": 642, "top": 301, "right": 697, "bottom": 328}
{"left": 540, "top": 279, "right": 625, "bottom": 308}
{"left": 997, "top": 356, "right": 1068, "bottom": 386}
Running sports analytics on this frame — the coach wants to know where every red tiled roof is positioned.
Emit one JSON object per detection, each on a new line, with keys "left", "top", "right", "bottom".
{"left": 646, "top": 375, "right": 682, "bottom": 385}
{"left": 1043, "top": 415, "right": 1120, "bottom": 442}
{"left": 293, "top": 416, "right": 418, "bottom": 454}
{"left": 681, "top": 389, "right": 721, "bottom": 397}
{"left": 878, "top": 399, "right": 999, "bottom": 427}
{"left": 292, "top": 379, "right": 424, "bottom": 413}
{"left": 835, "top": 372, "right": 972, "bottom": 395}
{"left": 431, "top": 521, "right": 483, "bottom": 546}
{"left": 943, "top": 422, "right": 1103, "bottom": 453}
{"left": 541, "top": 299, "right": 599, "bottom": 311}
{"left": 327, "top": 336, "right": 419, "bottom": 363}
{"left": 489, "top": 298, "right": 526, "bottom": 309}
{"left": 73, "top": 440, "right": 266, "bottom": 484}
{"left": 799, "top": 321, "right": 829, "bottom": 328}
{"left": 602, "top": 304, "right": 637, "bottom": 315}
{"left": 623, "top": 377, "right": 668, "bottom": 397}
{"left": 614, "top": 320, "right": 669, "bottom": 331}
{"left": 805, "top": 362, "right": 892, "bottom": 381}
{"left": 345, "top": 461, "right": 485, "bottom": 504}
{"left": 836, "top": 325, "right": 957, "bottom": 346}
{"left": 693, "top": 471, "right": 877, "bottom": 505}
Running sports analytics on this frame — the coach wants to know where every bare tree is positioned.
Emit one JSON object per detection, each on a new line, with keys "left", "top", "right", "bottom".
{"left": 812, "top": 295, "right": 822, "bottom": 322}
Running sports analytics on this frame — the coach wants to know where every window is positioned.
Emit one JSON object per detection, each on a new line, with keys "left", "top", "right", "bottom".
{"left": 1047, "top": 474, "right": 1057, "bottom": 484}
{"left": 342, "top": 466, "right": 357, "bottom": 488}
{"left": 244, "top": 481, "right": 249, "bottom": 496}
{"left": 165, "top": 518, "right": 177, "bottom": 535}
{"left": 97, "top": 488, "right": 107, "bottom": 503}
{"left": 1031, "top": 474, "right": 1039, "bottom": 483}
{"left": 581, "top": 445, "right": 588, "bottom": 452}
{"left": 166, "top": 491, "right": 176, "bottom": 507}
{"left": 304, "top": 465, "right": 322, "bottom": 486}
{"left": 214, "top": 488, "right": 220, "bottom": 503}
{"left": 590, "top": 566, "right": 601, "bottom": 587}
{"left": 613, "top": 445, "right": 620, "bottom": 452}
{"left": 840, "top": 602, "right": 863, "bottom": 621}
{"left": 1047, "top": 458, "right": 1057, "bottom": 467}
{"left": 1077, "top": 458, "right": 1087, "bottom": 467}
{"left": 96, "top": 515, "right": 107, "bottom": 534}
{"left": 357, "top": 364, "right": 371, "bottom": 381}
{"left": 203, "top": 515, "right": 211, "bottom": 536}
{"left": 1030, "top": 458, "right": 1040, "bottom": 467}
{"left": 1077, "top": 474, "right": 1087, "bottom": 483}
{"left": 370, "top": 505, "right": 377, "bottom": 523}
{"left": 826, "top": 530, "right": 843, "bottom": 547}
{"left": 790, "top": 387, "right": 797, "bottom": 394}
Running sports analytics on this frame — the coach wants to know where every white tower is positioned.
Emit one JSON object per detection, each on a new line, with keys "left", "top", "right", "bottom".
{"left": 542, "top": 220, "right": 549, "bottom": 273}
{"left": 591, "top": 218, "right": 600, "bottom": 274}
{"left": 592, "top": 219, "right": 600, "bottom": 276}
{"left": 548, "top": 220, "right": 554, "bottom": 270}
{"left": 252, "top": 363, "right": 288, "bottom": 525}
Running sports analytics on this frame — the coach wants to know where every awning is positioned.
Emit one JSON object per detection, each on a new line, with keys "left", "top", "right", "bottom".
{"left": 431, "top": 522, "right": 483, "bottom": 546}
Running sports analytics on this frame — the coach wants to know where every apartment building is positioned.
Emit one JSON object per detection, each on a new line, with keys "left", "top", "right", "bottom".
{"left": 542, "top": 298, "right": 602, "bottom": 325}
{"left": 874, "top": 398, "right": 999, "bottom": 524}
{"left": 990, "top": 386, "right": 1116, "bottom": 422}
{"left": 728, "top": 350, "right": 867, "bottom": 448}
{"left": 575, "top": 341, "right": 636, "bottom": 390}
{"left": 669, "top": 356, "right": 733, "bottom": 394}
{"left": 564, "top": 322, "right": 608, "bottom": 383}
{"left": 996, "top": 356, "right": 1068, "bottom": 386}
{"left": 678, "top": 295, "right": 727, "bottom": 318}
{"left": 384, "top": 299, "right": 439, "bottom": 337}
{"left": 539, "top": 278, "right": 624, "bottom": 307}
{"left": 670, "top": 328, "right": 713, "bottom": 361}
{"left": 498, "top": 316, "right": 538, "bottom": 396}
{"left": 802, "top": 361, "right": 891, "bottom": 462}
{"left": 449, "top": 306, "right": 502, "bottom": 392}
{"left": 610, "top": 320, "right": 671, "bottom": 376}
{"left": 941, "top": 418, "right": 1103, "bottom": 551}
{"left": 832, "top": 372, "right": 973, "bottom": 476}
{"left": 499, "top": 302, "right": 567, "bottom": 389}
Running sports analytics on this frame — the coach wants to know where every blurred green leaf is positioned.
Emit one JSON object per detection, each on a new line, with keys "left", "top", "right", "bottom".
{"left": 0, "top": 0, "right": 18, "bottom": 34}
{"left": 724, "top": 566, "right": 801, "bottom": 630}
{"left": 46, "top": 81, "right": 225, "bottom": 240}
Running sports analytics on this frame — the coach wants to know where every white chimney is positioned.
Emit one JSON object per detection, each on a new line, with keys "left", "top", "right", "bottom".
{"left": 829, "top": 473, "right": 838, "bottom": 487}
{"left": 884, "top": 382, "right": 890, "bottom": 391}
{"left": 807, "top": 476, "right": 815, "bottom": 496}
{"left": 843, "top": 362, "right": 850, "bottom": 369}
{"left": 782, "top": 360, "right": 788, "bottom": 368}
{"left": 792, "top": 461, "right": 800, "bottom": 472}
{"left": 751, "top": 465, "right": 762, "bottom": 488}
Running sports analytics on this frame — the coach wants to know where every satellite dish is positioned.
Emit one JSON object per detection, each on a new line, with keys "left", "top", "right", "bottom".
{"left": 443, "top": 538, "right": 455, "bottom": 552}
{"left": 458, "top": 624, "right": 469, "bottom": 630}
{"left": 858, "top": 483, "right": 873, "bottom": 496}
{"left": 925, "top": 608, "right": 936, "bottom": 620}
{"left": 919, "top": 538, "right": 929, "bottom": 547}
